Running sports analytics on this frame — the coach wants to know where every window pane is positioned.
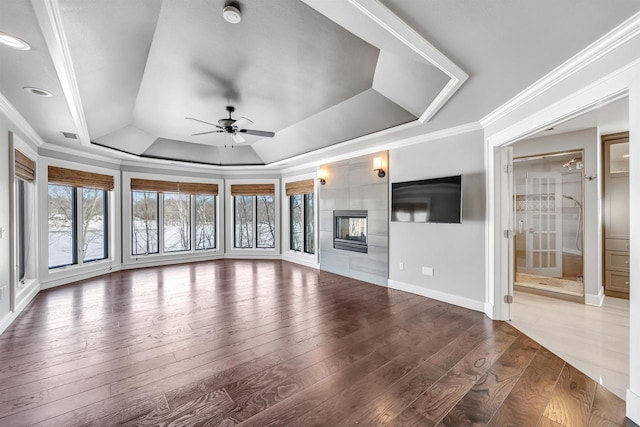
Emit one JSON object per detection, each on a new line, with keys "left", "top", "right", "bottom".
{"left": 164, "top": 192, "right": 191, "bottom": 252}
{"left": 195, "top": 194, "right": 216, "bottom": 250}
{"left": 304, "top": 193, "right": 315, "bottom": 254}
{"left": 290, "top": 194, "right": 303, "bottom": 252}
{"left": 234, "top": 196, "right": 254, "bottom": 248}
{"left": 82, "top": 188, "right": 107, "bottom": 262}
{"left": 132, "top": 191, "right": 159, "bottom": 255}
{"left": 257, "top": 195, "right": 275, "bottom": 248}
{"left": 17, "top": 179, "right": 26, "bottom": 281}
{"left": 48, "top": 184, "right": 75, "bottom": 268}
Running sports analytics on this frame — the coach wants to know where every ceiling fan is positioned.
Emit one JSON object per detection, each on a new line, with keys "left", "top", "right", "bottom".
{"left": 186, "top": 106, "right": 275, "bottom": 144}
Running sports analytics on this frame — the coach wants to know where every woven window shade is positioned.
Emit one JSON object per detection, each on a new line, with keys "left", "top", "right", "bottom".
{"left": 15, "top": 150, "right": 35, "bottom": 183}
{"left": 130, "top": 178, "right": 218, "bottom": 195}
{"left": 48, "top": 166, "right": 114, "bottom": 191}
{"left": 230, "top": 184, "right": 275, "bottom": 196}
{"left": 285, "top": 179, "right": 314, "bottom": 196}
{"left": 177, "top": 182, "right": 218, "bottom": 195}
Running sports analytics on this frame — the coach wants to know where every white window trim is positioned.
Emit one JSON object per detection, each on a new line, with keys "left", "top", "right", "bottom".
{"left": 39, "top": 156, "right": 121, "bottom": 288}
{"left": 281, "top": 173, "right": 319, "bottom": 268}
{"left": 122, "top": 171, "right": 224, "bottom": 268}
{"left": 225, "top": 178, "right": 280, "bottom": 257}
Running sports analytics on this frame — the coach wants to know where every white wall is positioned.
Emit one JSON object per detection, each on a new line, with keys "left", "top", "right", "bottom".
{"left": 513, "top": 128, "right": 602, "bottom": 303}
{"left": 388, "top": 129, "right": 486, "bottom": 311}
{"left": 0, "top": 116, "right": 12, "bottom": 325}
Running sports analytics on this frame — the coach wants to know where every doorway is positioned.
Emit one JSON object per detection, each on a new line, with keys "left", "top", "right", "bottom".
{"left": 513, "top": 150, "right": 585, "bottom": 299}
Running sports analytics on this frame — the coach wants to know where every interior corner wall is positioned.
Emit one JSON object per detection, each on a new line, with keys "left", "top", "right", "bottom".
{"left": 319, "top": 151, "right": 389, "bottom": 286}
{"left": 0, "top": 114, "right": 12, "bottom": 324}
{"left": 512, "top": 128, "right": 601, "bottom": 302}
{"left": 388, "top": 129, "right": 486, "bottom": 310}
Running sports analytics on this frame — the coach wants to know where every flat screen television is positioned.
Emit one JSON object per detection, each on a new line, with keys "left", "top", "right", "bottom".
{"left": 391, "top": 175, "right": 462, "bottom": 223}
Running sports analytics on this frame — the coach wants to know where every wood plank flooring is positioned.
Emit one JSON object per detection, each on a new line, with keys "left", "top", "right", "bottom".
{"left": 0, "top": 260, "right": 630, "bottom": 426}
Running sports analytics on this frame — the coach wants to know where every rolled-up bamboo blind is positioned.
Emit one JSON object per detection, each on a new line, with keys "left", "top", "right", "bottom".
{"left": 48, "top": 166, "right": 114, "bottom": 191}
{"left": 15, "top": 150, "right": 35, "bottom": 183}
{"left": 130, "top": 178, "right": 218, "bottom": 195}
{"left": 230, "top": 184, "right": 275, "bottom": 196}
{"left": 285, "top": 179, "right": 314, "bottom": 196}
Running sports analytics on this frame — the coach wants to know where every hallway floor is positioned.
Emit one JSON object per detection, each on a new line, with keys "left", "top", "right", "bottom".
{"left": 510, "top": 290, "right": 629, "bottom": 399}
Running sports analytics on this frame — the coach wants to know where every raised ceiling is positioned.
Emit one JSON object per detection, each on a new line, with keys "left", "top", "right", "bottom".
{"left": 1, "top": 1, "right": 639, "bottom": 167}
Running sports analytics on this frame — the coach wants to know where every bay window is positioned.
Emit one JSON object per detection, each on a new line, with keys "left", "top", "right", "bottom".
{"left": 47, "top": 166, "right": 113, "bottom": 269}
{"left": 231, "top": 184, "right": 276, "bottom": 249}
{"left": 286, "top": 179, "right": 315, "bottom": 254}
{"left": 130, "top": 178, "right": 218, "bottom": 256}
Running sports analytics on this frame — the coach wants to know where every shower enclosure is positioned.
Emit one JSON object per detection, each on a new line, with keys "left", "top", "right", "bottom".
{"left": 513, "top": 151, "right": 584, "bottom": 297}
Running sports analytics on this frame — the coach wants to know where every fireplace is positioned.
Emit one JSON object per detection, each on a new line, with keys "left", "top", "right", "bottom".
{"left": 333, "top": 210, "right": 368, "bottom": 253}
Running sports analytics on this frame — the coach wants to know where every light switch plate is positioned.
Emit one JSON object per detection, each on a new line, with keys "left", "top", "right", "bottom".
{"left": 0, "top": 227, "right": 5, "bottom": 239}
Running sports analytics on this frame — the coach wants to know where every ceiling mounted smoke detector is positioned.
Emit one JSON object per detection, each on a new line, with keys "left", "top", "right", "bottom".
{"left": 223, "top": 5, "right": 241, "bottom": 24}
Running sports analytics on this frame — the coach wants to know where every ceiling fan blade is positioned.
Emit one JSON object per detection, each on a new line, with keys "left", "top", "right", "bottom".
{"left": 233, "top": 117, "right": 253, "bottom": 129}
{"left": 191, "top": 130, "right": 224, "bottom": 136}
{"left": 232, "top": 133, "right": 246, "bottom": 144}
{"left": 185, "top": 117, "right": 222, "bottom": 128}
{"left": 239, "top": 129, "right": 275, "bottom": 138}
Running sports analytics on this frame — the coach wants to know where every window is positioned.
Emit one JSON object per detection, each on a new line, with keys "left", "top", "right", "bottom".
{"left": 132, "top": 191, "right": 159, "bottom": 255}
{"left": 304, "top": 193, "right": 315, "bottom": 254}
{"left": 48, "top": 184, "right": 76, "bottom": 268}
{"left": 163, "top": 192, "right": 191, "bottom": 252}
{"left": 290, "top": 194, "right": 303, "bottom": 252}
{"left": 289, "top": 192, "right": 314, "bottom": 254}
{"left": 82, "top": 188, "right": 108, "bottom": 262}
{"left": 17, "top": 179, "right": 26, "bottom": 282}
{"left": 130, "top": 178, "right": 218, "bottom": 256}
{"left": 195, "top": 194, "right": 216, "bottom": 250}
{"left": 234, "top": 195, "right": 254, "bottom": 248}
{"left": 47, "top": 166, "right": 113, "bottom": 269}
{"left": 231, "top": 183, "right": 276, "bottom": 250}
{"left": 286, "top": 178, "right": 315, "bottom": 255}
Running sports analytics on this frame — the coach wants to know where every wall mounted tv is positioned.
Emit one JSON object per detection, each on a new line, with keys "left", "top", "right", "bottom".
{"left": 391, "top": 175, "right": 462, "bottom": 223}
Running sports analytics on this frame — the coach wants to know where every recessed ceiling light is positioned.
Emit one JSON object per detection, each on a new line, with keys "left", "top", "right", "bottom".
{"left": 0, "top": 31, "right": 31, "bottom": 50}
{"left": 223, "top": 5, "right": 242, "bottom": 24}
{"left": 24, "top": 87, "right": 53, "bottom": 97}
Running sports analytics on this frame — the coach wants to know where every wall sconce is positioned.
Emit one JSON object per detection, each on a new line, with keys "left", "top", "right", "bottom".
{"left": 373, "top": 156, "right": 385, "bottom": 178}
{"left": 317, "top": 168, "right": 327, "bottom": 185}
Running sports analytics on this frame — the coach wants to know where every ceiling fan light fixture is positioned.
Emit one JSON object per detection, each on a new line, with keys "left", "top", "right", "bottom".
{"left": 223, "top": 5, "right": 242, "bottom": 24}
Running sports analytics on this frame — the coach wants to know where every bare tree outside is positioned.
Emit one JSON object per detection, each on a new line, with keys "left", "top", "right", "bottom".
{"left": 257, "top": 195, "right": 275, "bottom": 248}
{"left": 164, "top": 192, "right": 191, "bottom": 252}
{"left": 48, "top": 184, "right": 75, "bottom": 267}
{"left": 82, "top": 188, "right": 107, "bottom": 261}
{"left": 234, "top": 195, "right": 254, "bottom": 248}
{"left": 195, "top": 194, "right": 216, "bottom": 250}
{"left": 304, "top": 193, "right": 315, "bottom": 254}
{"left": 290, "top": 194, "right": 303, "bottom": 251}
{"left": 132, "top": 191, "right": 159, "bottom": 255}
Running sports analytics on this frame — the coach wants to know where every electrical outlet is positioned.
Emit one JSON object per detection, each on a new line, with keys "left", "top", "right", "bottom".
{"left": 422, "top": 266, "right": 434, "bottom": 276}
{"left": 399, "top": 262, "right": 404, "bottom": 271}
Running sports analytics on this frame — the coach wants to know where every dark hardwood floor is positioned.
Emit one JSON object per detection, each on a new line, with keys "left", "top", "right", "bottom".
{"left": 0, "top": 260, "right": 629, "bottom": 426}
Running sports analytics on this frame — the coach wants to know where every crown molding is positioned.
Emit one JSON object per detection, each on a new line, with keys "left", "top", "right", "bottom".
{"left": 281, "top": 121, "right": 482, "bottom": 174}
{"left": 480, "top": 11, "right": 640, "bottom": 128}
{"left": 347, "top": 0, "right": 468, "bottom": 123}
{"left": 32, "top": 0, "right": 91, "bottom": 147}
{"left": 0, "top": 90, "right": 46, "bottom": 147}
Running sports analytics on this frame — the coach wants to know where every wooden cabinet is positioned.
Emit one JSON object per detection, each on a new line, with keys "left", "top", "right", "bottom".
{"left": 602, "top": 132, "right": 630, "bottom": 299}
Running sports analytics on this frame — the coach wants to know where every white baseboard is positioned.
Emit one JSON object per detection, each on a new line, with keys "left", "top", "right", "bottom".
{"left": 626, "top": 389, "right": 640, "bottom": 424}
{"left": 281, "top": 254, "right": 320, "bottom": 270}
{"left": 388, "top": 279, "right": 485, "bottom": 312}
{"left": 223, "top": 254, "right": 281, "bottom": 260}
{"left": 0, "top": 281, "right": 40, "bottom": 336}
{"left": 585, "top": 286, "right": 605, "bottom": 306}
{"left": 41, "top": 265, "right": 122, "bottom": 290}
{"left": 122, "top": 254, "right": 224, "bottom": 270}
